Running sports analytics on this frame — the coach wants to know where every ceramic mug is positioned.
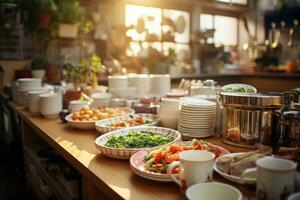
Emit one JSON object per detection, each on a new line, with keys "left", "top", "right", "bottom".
{"left": 167, "top": 150, "right": 215, "bottom": 190}
{"left": 242, "top": 156, "right": 297, "bottom": 200}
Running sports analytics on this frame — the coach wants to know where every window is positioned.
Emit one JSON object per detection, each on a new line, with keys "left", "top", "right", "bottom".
{"left": 125, "top": 4, "right": 190, "bottom": 56}
{"left": 200, "top": 14, "right": 238, "bottom": 46}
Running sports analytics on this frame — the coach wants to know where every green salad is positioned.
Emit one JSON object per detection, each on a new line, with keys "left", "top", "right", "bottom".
{"left": 105, "top": 131, "right": 174, "bottom": 148}
{"left": 224, "top": 85, "right": 256, "bottom": 93}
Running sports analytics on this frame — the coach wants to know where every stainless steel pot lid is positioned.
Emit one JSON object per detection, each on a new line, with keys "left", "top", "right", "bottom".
{"left": 218, "top": 92, "right": 287, "bottom": 108}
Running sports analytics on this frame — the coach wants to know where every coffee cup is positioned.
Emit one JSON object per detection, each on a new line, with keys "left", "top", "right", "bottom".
{"left": 241, "top": 156, "right": 297, "bottom": 200}
{"left": 167, "top": 150, "right": 215, "bottom": 190}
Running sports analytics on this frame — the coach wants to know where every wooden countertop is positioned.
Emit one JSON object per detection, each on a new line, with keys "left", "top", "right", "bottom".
{"left": 9, "top": 102, "right": 256, "bottom": 200}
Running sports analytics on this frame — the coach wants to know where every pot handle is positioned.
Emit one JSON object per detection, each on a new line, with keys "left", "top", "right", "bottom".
{"left": 167, "top": 161, "right": 181, "bottom": 186}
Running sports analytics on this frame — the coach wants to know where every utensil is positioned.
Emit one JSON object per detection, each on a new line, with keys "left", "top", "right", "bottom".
{"left": 241, "top": 156, "right": 297, "bottom": 200}
{"left": 167, "top": 150, "right": 215, "bottom": 190}
{"left": 186, "top": 182, "right": 243, "bottom": 200}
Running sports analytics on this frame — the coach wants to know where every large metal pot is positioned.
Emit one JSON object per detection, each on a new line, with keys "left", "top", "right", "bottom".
{"left": 218, "top": 92, "right": 287, "bottom": 148}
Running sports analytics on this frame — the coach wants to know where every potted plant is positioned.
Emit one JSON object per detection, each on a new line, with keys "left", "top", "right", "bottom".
{"left": 31, "top": 53, "right": 46, "bottom": 79}
{"left": 55, "top": 0, "right": 86, "bottom": 38}
{"left": 38, "top": 0, "right": 57, "bottom": 28}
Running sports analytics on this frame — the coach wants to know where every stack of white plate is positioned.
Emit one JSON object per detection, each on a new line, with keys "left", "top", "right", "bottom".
{"left": 178, "top": 97, "right": 216, "bottom": 138}
{"left": 158, "top": 98, "right": 180, "bottom": 129}
{"left": 13, "top": 78, "right": 43, "bottom": 106}
{"left": 39, "top": 93, "right": 63, "bottom": 118}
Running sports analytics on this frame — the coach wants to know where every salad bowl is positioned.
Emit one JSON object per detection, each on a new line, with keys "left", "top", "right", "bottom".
{"left": 95, "top": 126, "right": 181, "bottom": 159}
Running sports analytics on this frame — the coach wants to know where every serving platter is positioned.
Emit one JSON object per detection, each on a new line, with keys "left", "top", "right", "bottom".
{"left": 130, "top": 142, "right": 230, "bottom": 182}
{"left": 95, "top": 126, "right": 181, "bottom": 159}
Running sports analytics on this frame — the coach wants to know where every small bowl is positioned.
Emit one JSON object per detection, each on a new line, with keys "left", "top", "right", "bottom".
{"left": 186, "top": 182, "right": 243, "bottom": 200}
{"left": 68, "top": 100, "right": 90, "bottom": 112}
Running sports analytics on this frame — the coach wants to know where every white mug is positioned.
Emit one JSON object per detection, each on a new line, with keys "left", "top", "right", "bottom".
{"left": 242, "top": 156, "right": 297, "bottom": 200}
{"left": 167, "top": 150, "right": 215, "bottom": 190}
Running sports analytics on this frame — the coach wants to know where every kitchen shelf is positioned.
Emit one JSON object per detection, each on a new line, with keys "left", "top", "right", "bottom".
{"left": 23, "top": 146, "right": 79, "bottom": 200}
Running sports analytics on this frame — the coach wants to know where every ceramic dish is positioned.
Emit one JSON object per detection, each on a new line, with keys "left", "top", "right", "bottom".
{"left": 130, "top": 142, "right": 230, "bottom": 182}
{"left": 213, "top": 153, "right": 256, "bottom": 184}
{"left": 95, "top": 114, "right": 159, "bottom": 134}
{"left": 95, "top": 126, "right": 181, "bottom": 159}
{"left": 65, "top": 114, "right": 96, "bottom": 130}
{"left": 186, "top": 182, "right": 243, "bottom": 200}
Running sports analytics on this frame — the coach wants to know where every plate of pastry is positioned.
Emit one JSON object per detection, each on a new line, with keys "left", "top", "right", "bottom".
{"left": 214, "top": 151, "right": 263, "bottom": 184}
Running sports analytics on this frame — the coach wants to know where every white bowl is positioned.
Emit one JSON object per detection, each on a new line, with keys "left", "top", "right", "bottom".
{"left": 95, "top": 113, "right": 159, "bottom": 133}
{"left": 108, "top": 75, "right": 128, "bottom": 91}
{"left": 65, "top": 114, "right": 96, "bottom": 130}
{"left": 159, "top": 116, "right": 178, "bottom": 129}
{"left": 95, "top": 126, "right": 181, "bottom": 159}
{"left": 110, "top": 87, "right": 136, "bottom": 98}
{"left": 68, "top": 100, "right": 90, "bottom": 112}
{"left": 128, "top": 74, "right": 150, "bottom": 98}
{"left": 186, "top": 182, "right": 243, "bottom": 200}
{"left": 92, "top": 92, "right": 112, "bottom": 100}
{"left": 149, "top": 74, "right": 170, "bottom": 97}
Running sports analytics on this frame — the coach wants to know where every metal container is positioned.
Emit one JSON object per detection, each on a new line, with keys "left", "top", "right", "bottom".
{"left": 276, "top": 110, "right": 300, "bottom": 148}
{"left": 218, "top": 92, "right": 287, "bottom": 148}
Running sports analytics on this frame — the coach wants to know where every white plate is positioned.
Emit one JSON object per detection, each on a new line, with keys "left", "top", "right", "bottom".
{"left": 180, "top": 97, "right": 216, "bottom": 106}
{"left": 130, "top": 143, "right": 230, "bottom": 182}
{"left": 213, "top": 153, "right": 256, "bottom": 184}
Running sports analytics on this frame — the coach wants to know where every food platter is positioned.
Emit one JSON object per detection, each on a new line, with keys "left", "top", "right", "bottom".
{"left": 130, "top": 141, "right": 230, "bottom": 182}
{"left": 95, "top": 114, "right": 159, "bottom": 134}
{"left": 213, "top": 153, "right": 257, "bottom": 184}
{"left": 95, "top": 126, "right": 181, "bottom": 159}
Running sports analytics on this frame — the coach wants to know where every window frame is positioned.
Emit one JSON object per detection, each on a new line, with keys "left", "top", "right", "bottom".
{"left": 200, "top": 9, "right": 241, "bottom": 47}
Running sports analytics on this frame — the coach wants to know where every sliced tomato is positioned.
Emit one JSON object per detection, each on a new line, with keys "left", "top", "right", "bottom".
{"left": 165, "top": 153, "right": 179, "bottom": 163}
{"left": 172, "top": 167, "right": 180, "bottom": 174}
{"left": 170, "top": 145, "right": 184, "bottom": 152}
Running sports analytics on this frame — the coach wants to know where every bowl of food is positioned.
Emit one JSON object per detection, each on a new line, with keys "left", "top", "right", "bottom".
{"left": 66, "top": 106, "right": 135, "bottom": 130}
{"left": 221, "top": 84, "right": 257, "bottom": 94}
{"left": 94, "top": 126, "right": 181, "bottom": 159}
{"left": 95, "top": 114, "right": 158, "bottom": 134}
